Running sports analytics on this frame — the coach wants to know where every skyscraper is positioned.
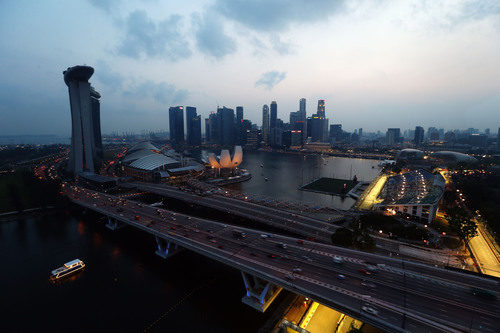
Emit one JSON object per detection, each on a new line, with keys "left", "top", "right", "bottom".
{"left": 236, "top": 106, "right": 243, "bottom": 123}
{"left": 414, "top": 126, "right": 424, "bottom": 146}
{"left": 191, "top": 115, "right": 202, "bottom": 146}
{"left": 186, "top": 106, "right": 197, "bottom": 145}
{"left": 63, "top": 65, "right": 102, "bottom": 174}
{"left": 317, "top": 99, "right": 325, "bottom": 118}
{"left": 219, "top": 107, "right": 235, "bottom": 146}
{"left": 205, "top": 118, "right": 210, "bottom": 142}
{"left": 209, "top": 112, "right": 221, "bottom": 144}
{"left": 299, "top": 98, "right": 307, "bottom": 142}
{"left": 497, "top": 128, "right": 500, "bottom": 149}
{"left": 236, "top": 106, "right": 244, "bottom": 144}
{"left": 262, "top": 105, "right": 270, "bottom": 144}
{"left": 169, "top": 106, "right": 184, "bottom": 143}
{"left": 270, "top": 101, "right": 278, "bottom": 146}
{"left": 386, "top": 128, "right": 401, "bottom": 146}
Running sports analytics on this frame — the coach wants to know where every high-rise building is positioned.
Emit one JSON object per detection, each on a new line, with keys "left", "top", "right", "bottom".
{"left": 358, "top": 128, "right": 363, "bottom": 138}
{"left": 414, "top": 126, "right": 424, "bottom": 146}
{"left": 236, "top": 106, "right": 243, "bottom": 123}
{"left": 209, "top": 112, "right": 220, "bottom": 144}
{"left": 444, "top": 131, "right": 456, "bottom": 143}
{"left": 269, "top": 101, "right": 278, "bottom": 146}
{"left": 191, "top": 115, "right": 202, "bottom": 146}
{"left": 329, "top": 124, "right": 342, "bottom": 142}
{"left": 386, "top": 128, "right": 401, "bottom": 146}
{"left": 236, "top": 106, "right": 244, "bottom": 144}
{"left": 219, "top": 107, "right": 235, "bottom": 146}
{"left": 205, "top": 118, "right": 210, "bottom": 142}
{"left": 299, "top": 98, "right": 307, "bottom": 142}
{"left": 169, "top": 106, "right": 184, "bottom": 143}
{"left": 63, "top": 65, "right": 102, "bottom": 174}
{"left": 262, "top": 105, "right": 270, "bottom": 143}
{"left": 186, "top": 106, "right": 198, "bottom": 145}
{"left": 317, "top": 99, "right": 325, "bottom": 118}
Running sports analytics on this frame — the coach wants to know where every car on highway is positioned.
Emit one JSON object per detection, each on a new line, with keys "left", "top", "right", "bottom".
{"left": 134, "top": 215, "right": 140, "bottom": 220}
{"left": 277, "top": 243, "right": 287, "bottom": 249}
{"left": 359, "top": 269, "right": 371, "bottom": 275}
{"left": 297, "top": 239, "right": 305, "bottom": 245}
{"left": 361, "top": 306, "right": 378, "bottom": 316}
{"left": 218, "top": 245, "right": 224, "bottom": 250}
{"left": 337, "top": 274, "right": 346, "bottom": 280}
{"left": 292, "top": 268, "right": 302, "bottom": 274}
{"left": 260, "top": 234, "right": 269, "bottom": 239}
{"left": 268, "top": 254, "right": 277, "bottom": 259}
{"left": 285, "top": 274, "right": 295, "bottom": 281}
{"left": 250, "top": 252, "right": 258, "bottom": 257}
{"left": 332, "top": 256, "right": 343, "bottom": 264}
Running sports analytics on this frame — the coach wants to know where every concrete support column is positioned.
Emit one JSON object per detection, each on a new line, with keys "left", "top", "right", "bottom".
{"left": 241, "top": 271, "right": 282, "bottom": 312}
{"left": 155, "top": 236, "right": 182, "bottom": 259}
{"left": 105, "top": 217, "right": 124, "bottom": 230}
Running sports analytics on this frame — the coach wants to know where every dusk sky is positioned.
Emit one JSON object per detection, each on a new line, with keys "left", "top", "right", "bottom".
{"left": 1, "top": 0, "right": 499, "bottom": 136}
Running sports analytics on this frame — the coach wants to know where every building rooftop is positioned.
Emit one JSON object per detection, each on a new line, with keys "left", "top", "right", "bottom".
{"left": 377, "top": 169, "right": 444, "bottom": 206}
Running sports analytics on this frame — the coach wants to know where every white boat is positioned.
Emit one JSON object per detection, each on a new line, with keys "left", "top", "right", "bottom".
{"left": 50, "top": 259, "right": 85, "bottom": 280}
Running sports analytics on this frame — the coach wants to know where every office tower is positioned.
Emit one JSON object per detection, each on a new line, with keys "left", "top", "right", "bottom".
{"left": 414, "top": 126, "right": 424, "bottom": 146}
{"left": 444, "top": 131, "right": 456, "bottom": 143}
{"left": 186, "top": 106, "right": 197, "bottom": 145}
{"left": 386, "top": 128, "right": 401, "bottom": 145}
{"left": 299, "top": 98, "right": 307, "bottom": 142}
{"left": 317, "top": 99, "right": 325, "bottom": 118}
{"left": 209, "top": 112, "right": 221, "bottom": 144}
{"left": 269, "top": 101, "right": 277, "bottom": 145}
{"left": 169, "top": 106, "right": 184, "bottom": 143}
{"left": 190, "top": 115, "right": 202, "bottom": 146}
{"left": 235, "top": 106, "right": 244, "bottom": 144}
{"left": 63, "top": 65, "right": 102, "bottom": 174}
{"left": 205, "top": 118, "right": 210, "bottom": 142}
{"left": 220, "top": 107, "right": 235, "bottom": 146}
{"left": 311, "top": 115, "right": 322, "bottom": 142}
{"left": 299, "top": 98, "right": 306, "bottom": 115}
{"left": 241, "top": 119, "right": 252, "bottom": 145}
{"left": 329, "top": 124, "right": 342, "bottom": 142}
{"left": 358, "top": 128, "right": 363, "bottom": 138}
{"left": 469, "top": 134, "right": 488, "bottom": 147}
{"left": 306, "top": 117, "right": 312, "bottom": 139}
{"left": 485, "top": 128, "right": 490, "bottom": 136}
{"left": 236, "top": 106, "right": 243, "bottom": 123}
{"left": 262, "top": 105, "right": 270, "bottom": 143}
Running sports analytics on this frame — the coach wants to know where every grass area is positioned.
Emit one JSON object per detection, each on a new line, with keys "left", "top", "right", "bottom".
{"left": 301, "top": 177, "right": 357, "bottom": 195}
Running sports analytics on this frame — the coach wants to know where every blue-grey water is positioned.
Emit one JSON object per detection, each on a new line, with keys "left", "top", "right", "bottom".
{"left": 227, "top": 151, "right": 381, "bottom": 210}
{"left": 1, "top": 152, "right": 379, "bottom": 332}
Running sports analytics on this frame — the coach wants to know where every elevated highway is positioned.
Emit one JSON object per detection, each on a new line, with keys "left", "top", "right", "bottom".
{"left": 121, "top": 182, "right": 343, "bottom": 244}
{"left": 66, "top": 185, "right": 500, "bottom": 333}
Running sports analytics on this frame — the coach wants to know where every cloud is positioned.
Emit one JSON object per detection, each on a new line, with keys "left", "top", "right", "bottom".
{"left": 255, "top": 71, "right": 286, "bottom": 89}
{"left": 270, "top": 35, "right": 295, "bottom": 55}
{"left": 192, "top": 10, "right": 237, "bottom": 59}
{"left": 125, "top": 81, "right": 189, "bottom": 105}
{"left": 214, "top": 0, "right": 345, "bottom": 32}
{"left": 94, "top": 61, "right": 124, "bottom": 91}
{"left": 87, "top": 0, "right": 120, "bottom": 13}
{"left": 117, "top": 10, "right": 191, "bottom": 61}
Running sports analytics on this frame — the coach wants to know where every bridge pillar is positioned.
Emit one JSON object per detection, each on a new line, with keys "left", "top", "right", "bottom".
{"left": 155, "top": 236, "right": 182, "bottom": 259}
{"left": 241, "top": 272, "right": 282, "bottom": 312}
{"left": 105, "top": 217, "right": 124, "bottom": 230}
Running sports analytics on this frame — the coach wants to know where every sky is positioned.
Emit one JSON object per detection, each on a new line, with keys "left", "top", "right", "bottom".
{"left": 0, "top": 0, "right": 499, "bottom": 136}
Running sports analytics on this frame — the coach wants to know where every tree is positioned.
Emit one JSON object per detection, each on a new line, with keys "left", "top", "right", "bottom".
{"left": 446, "top": 208, "right": 477, "bottom": 243}
{"left": 331, "top": 228, "right": 354, "bottom": 247}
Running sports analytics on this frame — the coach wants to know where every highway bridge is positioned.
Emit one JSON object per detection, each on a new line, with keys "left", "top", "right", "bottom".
{"left": 65, "top": 185, "right": 500, "bottom": 333}
{"left": 121, "top": 182, "right": 343, "bottom": 244}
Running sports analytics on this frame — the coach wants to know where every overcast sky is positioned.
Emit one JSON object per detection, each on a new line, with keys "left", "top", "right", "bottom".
{"left": 1, "top": 0, "right": 499, "bottom": 136}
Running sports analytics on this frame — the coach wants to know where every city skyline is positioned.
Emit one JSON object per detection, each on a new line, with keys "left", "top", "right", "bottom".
{"left": 1, "top": 0, "right": 500, "bottom": 136}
